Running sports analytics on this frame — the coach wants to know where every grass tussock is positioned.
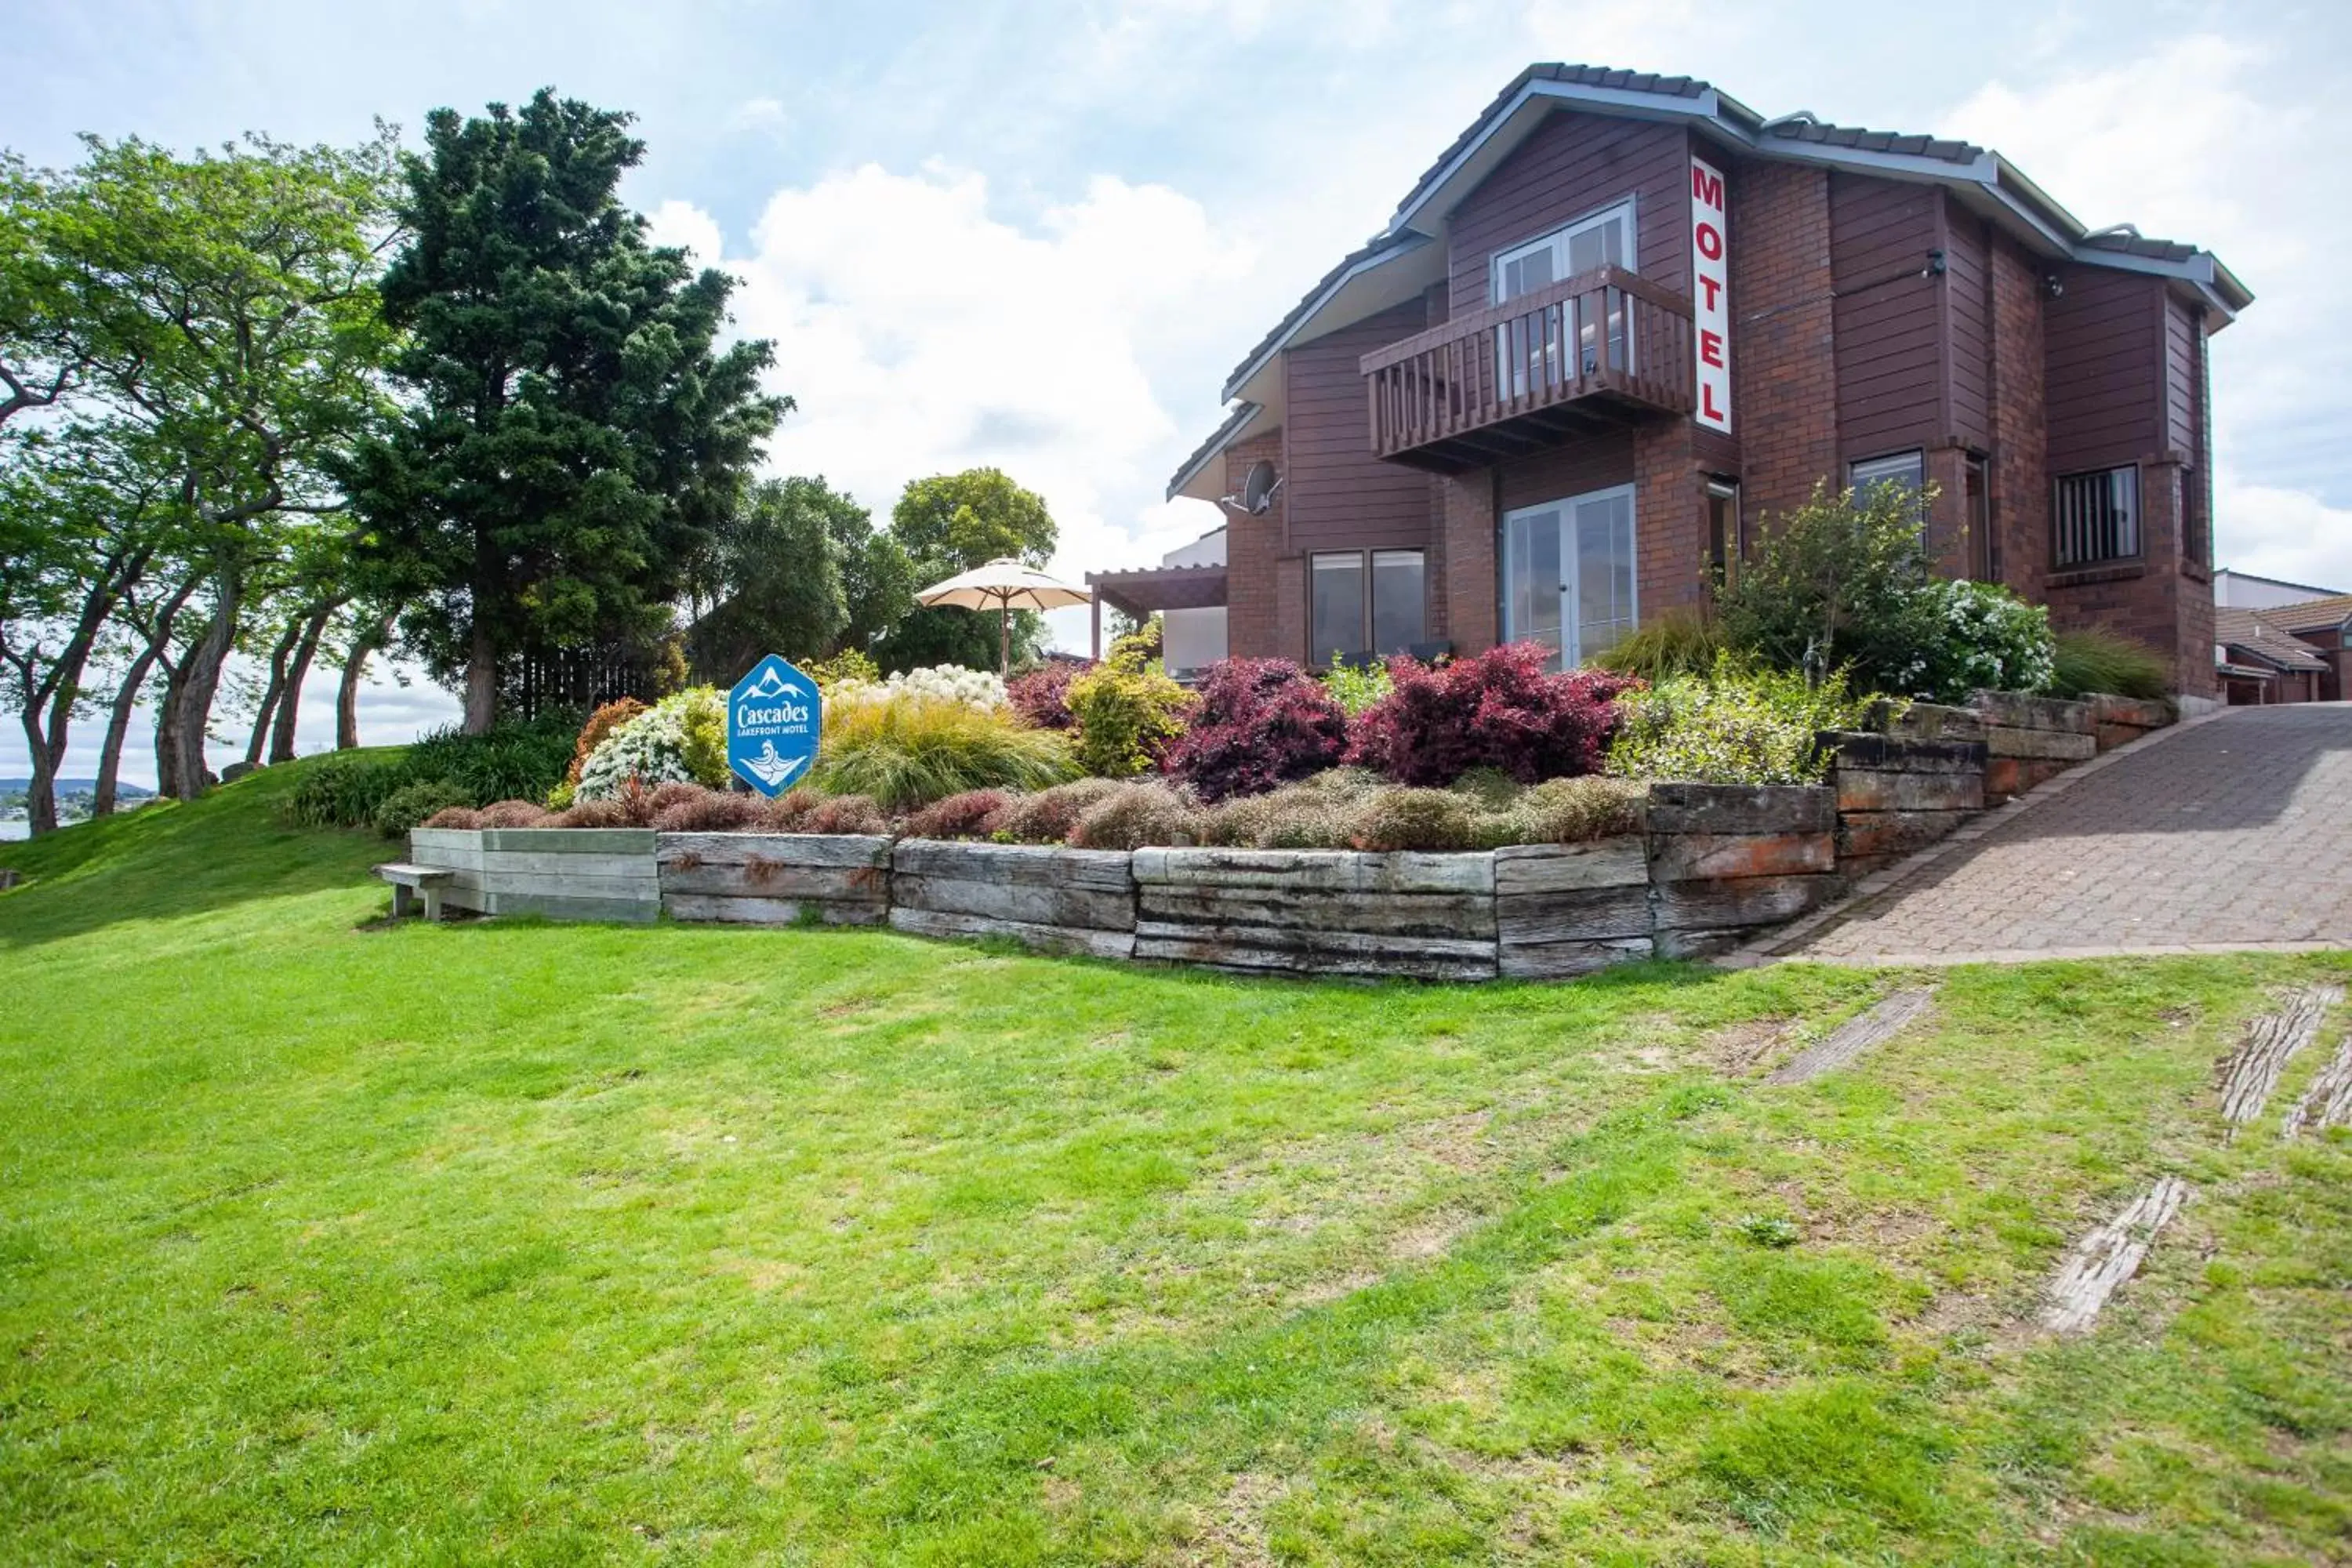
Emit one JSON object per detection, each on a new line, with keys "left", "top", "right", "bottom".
{"left": 811, "top": 696, "right": 1080, "bottom": 812}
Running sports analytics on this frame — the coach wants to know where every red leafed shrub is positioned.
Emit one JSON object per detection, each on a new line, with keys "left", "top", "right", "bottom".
{"left": 420, "top": 805, "right": 483, "bottom": 829}
{"left": 1163, "top": 658, "right": 1350, "bottom": 803}
{"left": 801, "top": 794, "right": 888, "bottom": 835}
{"left": 761, "top": 788, "right": 821, "bottom": 831}
{"left": 477, "top": 799, "right": 552, "bottom": 828}
{"left": 1006, "top": 660, "right": 1087, "bottom": 731}
{"left": 1345, "top": 642, "right": 1642, "bottom": 786}
{"left": 652, "top": 787, "right": 766, "bottom": 833}
{"left": 547, "top": 797, "right": 635, "bottom": 828}
{"left": 903, "top": 789, "right": 1015, "bottom": 840}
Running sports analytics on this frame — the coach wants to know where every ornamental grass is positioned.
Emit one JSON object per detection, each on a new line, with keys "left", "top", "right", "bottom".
{"left": 809, "top": 695, "right": 1079, "bottom": 812}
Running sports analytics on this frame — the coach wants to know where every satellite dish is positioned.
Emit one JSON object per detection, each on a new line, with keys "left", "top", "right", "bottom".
{"left": 1221, "top": 459, "right": 1283, "bottom": 516}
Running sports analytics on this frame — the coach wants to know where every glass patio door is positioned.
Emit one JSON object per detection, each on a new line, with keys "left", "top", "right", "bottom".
{"left": 1491, "top": 203, "right": 1634, "bottom": 397}
{"left": 1502, "top": 486, "right": 1637, "bottom": 671}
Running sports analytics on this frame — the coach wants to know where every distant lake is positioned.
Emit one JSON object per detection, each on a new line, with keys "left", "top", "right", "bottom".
{"left": 0, "top": 820, "right": 27, "bottom": 842}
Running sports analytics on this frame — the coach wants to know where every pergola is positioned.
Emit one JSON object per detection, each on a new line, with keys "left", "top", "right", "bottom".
{"left": 1082, "top": 562, "right": 1228, "bottom": 659}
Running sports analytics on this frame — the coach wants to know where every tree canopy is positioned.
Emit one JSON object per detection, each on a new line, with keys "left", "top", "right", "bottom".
{"left": 874, "top": 466, "right": 1058, "bottom": 673}
{"left": 344, "top": 89, "right": 786, "bottom": 731}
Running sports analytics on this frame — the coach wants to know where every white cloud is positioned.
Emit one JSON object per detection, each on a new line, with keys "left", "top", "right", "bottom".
{"left": 2212, "top": 481, "right": 2352, "bottom": 596}
{"left": 665, "top": 162, "right": 1259, "bottom": 648}
{"left": 728, "top": 96, "right": 789, "bottom": 139}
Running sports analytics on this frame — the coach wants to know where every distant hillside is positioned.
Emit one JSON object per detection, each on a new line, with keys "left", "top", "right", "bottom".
{"left": 0, "top": 779, "right": 155, "bottom": 797}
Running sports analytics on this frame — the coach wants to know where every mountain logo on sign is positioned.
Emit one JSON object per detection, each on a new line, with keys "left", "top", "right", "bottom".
{"left": 744, "top": 666, "right": 808, "bottom": 700}
{"left": 740, "top": 740, "right": 808, "bottom": 789}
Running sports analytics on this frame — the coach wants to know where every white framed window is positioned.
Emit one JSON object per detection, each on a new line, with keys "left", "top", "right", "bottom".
{"left": 1490, "top": 200, "right": 1637, "bottom": 303}
{"left": 1490, "top": 200, "right": 1637, "bottom": 394}
{"left": 1501, "top": 485, "right": 1638, "bottom": 670}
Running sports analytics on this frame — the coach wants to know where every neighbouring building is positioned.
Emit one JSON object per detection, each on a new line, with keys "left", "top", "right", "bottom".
{"left": 2214, "top": 607, "right": 2332, "bottom": 705}
{"left": 2214, "top": 568, "right": 2348, "bottom": 611}
{"left": 1110, "top": 64, "right": 2250, "bottom": 695}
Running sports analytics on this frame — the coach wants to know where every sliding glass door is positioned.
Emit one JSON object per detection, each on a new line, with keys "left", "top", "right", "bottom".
{"left": 1501, "top": 486, "right": 1636, "bottom": 670}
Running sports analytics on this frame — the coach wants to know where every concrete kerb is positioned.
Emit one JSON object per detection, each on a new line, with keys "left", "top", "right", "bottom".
{"left": 1719, "top": 702, "right": 2244, "bottom": 970}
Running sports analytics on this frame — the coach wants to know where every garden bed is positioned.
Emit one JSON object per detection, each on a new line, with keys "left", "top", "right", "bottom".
{"left": 401, "top": 781, "right": 1846, "bottom": 982}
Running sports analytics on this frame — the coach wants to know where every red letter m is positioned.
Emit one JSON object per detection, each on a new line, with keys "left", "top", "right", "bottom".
{"left": 1691, "top": 163, "right": 1723, "bottom": 212}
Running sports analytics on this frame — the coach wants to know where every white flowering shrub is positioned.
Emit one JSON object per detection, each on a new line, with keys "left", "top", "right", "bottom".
{"left": 828, "top": 663, "right": 1007, "bottom": 713}
{"left": 1897, "top": 579, "right": 2056, "bottom": 702}
{"left": 576, "top": 688, "right": 729, "bottom": 800}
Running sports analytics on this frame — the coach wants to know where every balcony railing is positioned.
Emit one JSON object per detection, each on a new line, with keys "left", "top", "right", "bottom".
{"left": 1359, "top": 265, "right": 1697, "bottom": 471}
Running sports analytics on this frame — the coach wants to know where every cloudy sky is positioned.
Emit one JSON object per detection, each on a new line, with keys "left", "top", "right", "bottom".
{"left": 8, "top": 0, "right": 2347, "bottom": 785}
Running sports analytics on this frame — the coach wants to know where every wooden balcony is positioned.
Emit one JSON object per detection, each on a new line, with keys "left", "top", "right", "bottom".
{"left": 1360, "top": 266, "right": 1697, "bottom": 472}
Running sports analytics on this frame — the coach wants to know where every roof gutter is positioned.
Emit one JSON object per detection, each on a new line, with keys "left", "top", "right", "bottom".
{"left": 1217, "top": 231, "right": 1432, "bottom": 404}
{"left": 1163, "top": 400, "right": 1260, "bottom": 502}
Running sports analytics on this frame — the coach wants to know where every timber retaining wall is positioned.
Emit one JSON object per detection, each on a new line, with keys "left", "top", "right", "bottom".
{"left": 398, "top": 688, "right": 2172, "bottom": 980}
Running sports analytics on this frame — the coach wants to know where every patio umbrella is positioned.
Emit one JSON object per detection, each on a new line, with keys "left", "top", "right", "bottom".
{"left": 914, "top": 557, "right": 1092, "bottom": 675}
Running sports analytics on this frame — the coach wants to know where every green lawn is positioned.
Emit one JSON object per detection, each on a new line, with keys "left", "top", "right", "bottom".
{"left": 2, "top": 760, "right": 2349, "bottom": 1565}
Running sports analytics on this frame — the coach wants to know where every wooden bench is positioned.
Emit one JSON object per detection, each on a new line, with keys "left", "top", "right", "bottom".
{"left": 374, "top": 862, "right": 456, "bottom": 920}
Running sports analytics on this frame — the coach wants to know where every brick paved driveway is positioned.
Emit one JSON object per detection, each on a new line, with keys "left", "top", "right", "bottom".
{"left": 1786, "top": 703, "right": 2352, "bottom": 960}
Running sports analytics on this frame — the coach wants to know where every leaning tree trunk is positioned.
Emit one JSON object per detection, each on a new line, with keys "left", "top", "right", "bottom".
{"left": 268, "top": 603, "right": 334, "bottom": 764}
{"left": 336, "top": 612, "right": 392, "bottom": 750}
{"left": 16, "top": 710, "right": 58, "bottom": 837}
{"left": 95, "top": 645, "right": 162, "bottom": 817}
{"left": 244, "top": 618, "right": 303, "bottom": 768}
{"left": 158, "top": 564, "right": 243, "bottom": 800}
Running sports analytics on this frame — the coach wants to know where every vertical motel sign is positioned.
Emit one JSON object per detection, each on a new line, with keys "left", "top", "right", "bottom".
{"left": 1690, "top": 155, "right": 1732, "bottom": 433}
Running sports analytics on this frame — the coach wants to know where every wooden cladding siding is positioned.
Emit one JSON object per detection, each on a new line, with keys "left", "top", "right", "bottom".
{"left": 2165, "top": 295, "right": 2200, "bottom": 456}
{"left": 1444, "top": 111, "right": 1691, "bottom": 319}
{"left": 2044, "top": 267, "right": 2166, "bottom": 473}
{"left": 1283, "top": 298, "right": 1439, "bottom": 555}
{"left": 1829, "top": 174, "right": 1944, "bottom": 457}
{"left": 1944, "top": 205, "right": 1994, "bottom": 449}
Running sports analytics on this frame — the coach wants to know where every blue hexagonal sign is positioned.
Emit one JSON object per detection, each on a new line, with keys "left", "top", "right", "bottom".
{"left": 728, "top": 654, "right": 822, "bottom": 796}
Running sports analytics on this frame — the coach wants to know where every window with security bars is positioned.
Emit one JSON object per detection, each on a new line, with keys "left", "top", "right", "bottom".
{"left": 2053, "top": 466, "right": 2140, "bottom": 568}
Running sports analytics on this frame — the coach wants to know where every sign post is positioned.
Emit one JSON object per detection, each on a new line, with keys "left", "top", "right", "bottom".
{"left": 728, "top": 654, "right": 822, "bottom": 796}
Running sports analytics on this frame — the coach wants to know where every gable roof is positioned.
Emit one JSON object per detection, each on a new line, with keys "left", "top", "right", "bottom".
{"left": 1225, "top": 62, "right": 2249, "bottom": 405}
{"left": 2215, "top": 608, "right": 2331, "bottom": 672}
{"left": 2239, "top": 593, "right": 2352, "bottom": 635}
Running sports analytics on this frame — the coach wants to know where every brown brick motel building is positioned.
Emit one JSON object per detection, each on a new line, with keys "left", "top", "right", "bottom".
{"left": 1091, "top": 65, "right": 2251, "bottom": 695}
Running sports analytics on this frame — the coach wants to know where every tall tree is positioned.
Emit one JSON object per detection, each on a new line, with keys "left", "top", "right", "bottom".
{"left": 346, "top": 89, "right": 787, "bottom": 733}
{"left": 686, "top": 475, "right": 855, "bottom": 680}
{"left": 0, "top": 423, "right": 176, "bottom": 833}
{"left": 18, "top": 131, "right": 400, "bottom": 799}
{"left": 874, "top": 467, "right": 1058, "bottom": 673}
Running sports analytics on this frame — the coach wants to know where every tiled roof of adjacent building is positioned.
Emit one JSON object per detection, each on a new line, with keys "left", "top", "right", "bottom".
{"left": 2232, "top": 593, "right": 2352, "bottom": 634}
{"left": 2215, "top": 608, "right": 2332, "bottom": 671}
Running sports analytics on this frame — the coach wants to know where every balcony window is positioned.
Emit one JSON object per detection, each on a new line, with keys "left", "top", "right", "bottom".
{"left": 1312, "top": 550, "right": 1429, "bottom": 666}
{"left": 2053, "top": 466, "right": 2140, "bottom": 568}
{"left": 1492, "top": 200, "right": 1636, "bottom": 390}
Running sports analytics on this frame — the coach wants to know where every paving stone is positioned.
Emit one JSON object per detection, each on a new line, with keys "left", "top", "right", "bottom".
{"left": 1788, "top": 706, "right": 2352, "bottom": 960}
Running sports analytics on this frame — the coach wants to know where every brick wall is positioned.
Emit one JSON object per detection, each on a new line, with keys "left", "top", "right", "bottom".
{"left": 1440, "top": 471, "right": 1499, "bottom": 655}
{"left": 1635, "top": 421, "right": 1708, "bottom": 619}
{"left": 1729, "top": 162, "right": 1837, "bottom": 526}
{"left": 1222, "top": 430, "right": 1283, "bottom": 660}
{"left": 1987, "top": 238, "right": 2049, "bottom": 593}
